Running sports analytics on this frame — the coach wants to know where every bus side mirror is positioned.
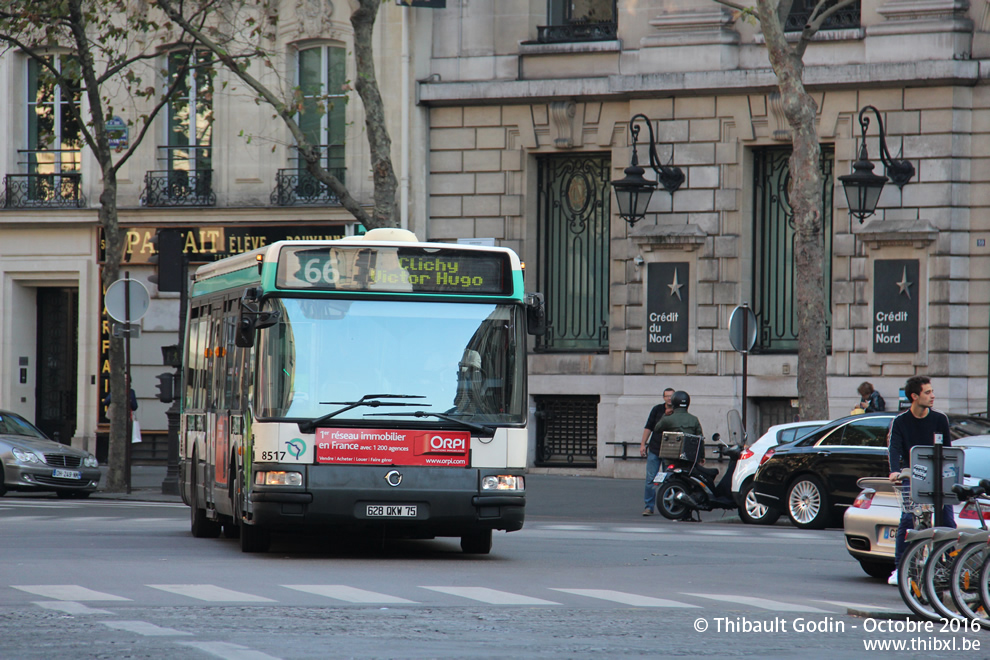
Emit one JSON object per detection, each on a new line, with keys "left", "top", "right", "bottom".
{"left": 235, "top": 313, "right": 256, "bottom": 348}
{"left": 235, "top": 287, "right": 281, "bottom": 348}
{"left": 525, "top": 292, "right": 546, "bottom": 336}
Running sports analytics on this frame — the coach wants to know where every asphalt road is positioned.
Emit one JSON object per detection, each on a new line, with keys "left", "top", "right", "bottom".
{"left": 0, "top": 471, "right": 984, "bottom": 659}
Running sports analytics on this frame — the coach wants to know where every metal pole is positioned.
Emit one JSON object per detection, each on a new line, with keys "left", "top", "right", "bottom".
{"left": 161, "top": 254, "right": 187, "bottom": 495}
{"left": 741, "top": 303, "right": 749, "bottom": 434}
{"left": 933, "top": 433, "right": 944, "bottom": 528}
{"left": 124, "top": 272, "right": 132, "bottom": 494}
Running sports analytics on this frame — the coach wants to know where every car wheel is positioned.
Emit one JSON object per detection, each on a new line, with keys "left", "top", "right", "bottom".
{"left": 786, "top": 475, "right": 830, "bottom": 529}
{"left": 656, "top": 480, "right": 693, "bottom": 520}
{"left": 738, "top": 481, "right": 781, "bottom": 525}
{"left": 859, "top": 560, "right": 895, "bottom": 580}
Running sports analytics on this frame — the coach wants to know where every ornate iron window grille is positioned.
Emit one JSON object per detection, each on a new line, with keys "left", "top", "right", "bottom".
{"left": 786, "top": 0, "right": 860, "bottom": 31}
{"left": 271, "top": 145, "right": 345, "bottom": 206}
{"left": 536, "top": 154, "right": 610, "bottom": 353}
{"left": 534, "top": 395, "right": 599, "bottom": 467}
{"left": 2, "top": 172, "right": 84, "bottom": 209}
{"left": 751, "top": 146, "right": 834, "bottom": 354}
{"left": 140, "top": 169, "right": 215, "bottom": 207}
{"left": 534, "top": 0, "right": 617, "bottom": 44}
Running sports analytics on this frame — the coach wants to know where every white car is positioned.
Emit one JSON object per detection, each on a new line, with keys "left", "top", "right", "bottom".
{"left": 732, "top": 420, "right": 827, "bottom": 524}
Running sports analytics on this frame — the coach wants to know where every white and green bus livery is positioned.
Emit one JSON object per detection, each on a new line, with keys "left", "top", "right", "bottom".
{"left": 179, "top": 228, "right": 545, "bottom": 553}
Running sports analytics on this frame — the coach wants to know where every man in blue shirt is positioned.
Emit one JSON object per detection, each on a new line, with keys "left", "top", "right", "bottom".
{"left": 886, "top": 375, "right": 954, "bottom": 585}
{"left": 639, "top": 387, "right": 674, "bottom": 515}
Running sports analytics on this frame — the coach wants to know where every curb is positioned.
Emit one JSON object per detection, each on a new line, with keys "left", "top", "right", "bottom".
{"left": 846, "top": 607, "right": 915, "bottom": 620}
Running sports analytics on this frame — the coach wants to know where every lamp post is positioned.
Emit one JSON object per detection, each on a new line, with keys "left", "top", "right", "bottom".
{"left": 838, "top": 105, "right": 915, "bottom": 222}
{"left": 610, "top": 113, "right": 685, "bottom": 226}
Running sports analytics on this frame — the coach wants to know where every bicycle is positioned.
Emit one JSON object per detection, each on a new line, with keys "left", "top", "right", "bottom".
{"left": 949, "top": 528, "right": 990, "bottom": 626}
{"left": 895, "top": 475, "right": 946, "bottom": 621}
{"left": 922, "top": 482, "right": 989, "bottom": 622}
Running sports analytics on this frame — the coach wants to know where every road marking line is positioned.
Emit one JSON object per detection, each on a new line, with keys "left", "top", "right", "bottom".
{"left": 610, "top": 527, "right": 668, "bottom": 534}
{"left": 283, "top": 585, "right": 417, "bottom": 604}
{"left": 692, "top": 530, "right": 741, "bottom": 536}
{"left": 148, "top": 584, "right": 275, "bottom": 602}
{"left": 64, "top": 516, "right": 118, "bottom": 523}
{"left": 101, "top": 621, "right": 192, "bottom": 636}
{"left": 541, "top": 524, "right": 596, "bottom": 531}
{"left": 34, "top": 601, "right": 114, "bottom": 615}
{"left": 0, "top": 516, "right": 57, "bottom": 523}
{"left": 682, "top": 593, "right": 831, "bottom": 613}
{"left": 550, "top": 588, "right": 701, "bottom": 608}
{"left": 421, "top": 586, "right": 559, "bottom": 605}
{"left": 13, "top": 585, "right": 130, "bottom": 601}
{"left": 177, "top": 641, "right": 283, "bottom": 660}
{"left": 820, "top": 600, "right": 894, "bottom": 611}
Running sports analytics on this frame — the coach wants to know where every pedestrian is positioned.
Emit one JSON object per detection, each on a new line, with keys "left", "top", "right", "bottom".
{"left": 886, "top": 375, "right": 954, "bottom": 585}
{"left": 654, "top": 391, "right": 704, "bottom": 447}
{"left": 640, "top": 387, "right": 674, "bottom": 515}
{"left": 857, "top": 382, "right": 886, "bottom": 413}
{"left": 103, "top": 387, "right": 138, "bottom": 417}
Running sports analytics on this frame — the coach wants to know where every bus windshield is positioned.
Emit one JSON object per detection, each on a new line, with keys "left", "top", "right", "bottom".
{"left": 256, "top": 298, "right": 526, "bottom": 426}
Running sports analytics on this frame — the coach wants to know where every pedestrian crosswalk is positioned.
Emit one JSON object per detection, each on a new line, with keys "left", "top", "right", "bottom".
{"left": 8, "top": 582, "right": 892, "bottom": 614}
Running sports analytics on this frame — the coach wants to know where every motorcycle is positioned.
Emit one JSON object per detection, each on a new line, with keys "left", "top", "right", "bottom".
{"left": 652, "top": 431, "right": 743, "bottom": 522}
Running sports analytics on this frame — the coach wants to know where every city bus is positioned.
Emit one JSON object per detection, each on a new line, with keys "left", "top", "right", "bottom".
{"left": 179, "top": 228, "right": 544, "bottom": 554}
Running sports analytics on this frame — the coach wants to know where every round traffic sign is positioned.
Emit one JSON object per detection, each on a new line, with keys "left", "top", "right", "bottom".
{"left": 728, "top": 304, "right": 757, "bottom": 353}
{"left": 105, "top": 278, "right": 150, "bottom": 323}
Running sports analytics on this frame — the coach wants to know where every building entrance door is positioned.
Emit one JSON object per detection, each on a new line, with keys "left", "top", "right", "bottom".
{"left": 36, "top": 287, "right": 79, "bottom": 445}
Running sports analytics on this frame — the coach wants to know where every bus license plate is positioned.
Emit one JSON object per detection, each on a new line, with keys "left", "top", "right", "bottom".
{"left": 53, "top": 469, "right": 82, "bottom": 480}
{"left": 367, "top": 505, "right": 417, "bottom": 518}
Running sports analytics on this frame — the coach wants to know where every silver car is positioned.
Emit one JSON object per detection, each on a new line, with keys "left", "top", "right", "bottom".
{"left": 843, "top": 435, "right": 990, "bottom": 579}
{"left": 0, "top": 410, "right": 101, "bottom": 498}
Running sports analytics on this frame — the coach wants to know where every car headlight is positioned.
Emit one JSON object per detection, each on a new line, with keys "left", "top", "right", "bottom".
{"left": 83, "top": 455, "right": 99, "bottom": 468}
{"left": 482, "top": 475, "right": 524, "bottom": 491}
{"left": 12, "top": 448, "right": 42, "bottom": 464}
{"left": 255, "top": 471, "right": 303, "bottom": 486}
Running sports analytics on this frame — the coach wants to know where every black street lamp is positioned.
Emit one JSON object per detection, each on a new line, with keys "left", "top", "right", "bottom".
{"left": 611, "top": 113, "right": 685, "bottom": 226}
{"left": 839, "top": 105, "right": 915, "bottom": 222}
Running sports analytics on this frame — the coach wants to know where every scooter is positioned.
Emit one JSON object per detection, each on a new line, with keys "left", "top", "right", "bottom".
{"left": 653, "top": 432, "right": 743, "bottom": 522}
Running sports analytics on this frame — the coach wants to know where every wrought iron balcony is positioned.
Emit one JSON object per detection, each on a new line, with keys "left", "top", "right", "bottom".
{"left": 536, "top": 20, "right": 617, "bottom": 44}
{"left": 1, "top": 173, "right": 84, "bottom": 209}
{"left": 140, "top": 169, "right": 215, "bottom": 207}
{"left": 786, "top": 0, "right": 860, "bottom": 31}
{"left": 271, "top": 168, "right": 345, "bottom": 207}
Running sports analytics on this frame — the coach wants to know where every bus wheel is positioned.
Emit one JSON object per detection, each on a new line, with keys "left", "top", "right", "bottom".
{"left": 460, "top": 530, "right": 492, "bottom": 555}
{"left": 240, "top": 521, "right": 271, "bottom": 553}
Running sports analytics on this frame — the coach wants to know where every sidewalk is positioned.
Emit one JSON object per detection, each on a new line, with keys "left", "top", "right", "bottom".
{"left": 91, "top": 465, "right": 183, "bottom": 503}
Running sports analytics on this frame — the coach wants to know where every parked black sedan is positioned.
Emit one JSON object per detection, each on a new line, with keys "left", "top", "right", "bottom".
{"left": 753, "top": 412, "right": 897, "bottom": 529}
{"left": 753, "top": 410, "right": 988, "bottom": 529}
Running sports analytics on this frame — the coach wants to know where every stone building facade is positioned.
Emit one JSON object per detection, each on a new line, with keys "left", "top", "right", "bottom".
{"left": 416, "top": 0, "right": 990, "bottom": 477}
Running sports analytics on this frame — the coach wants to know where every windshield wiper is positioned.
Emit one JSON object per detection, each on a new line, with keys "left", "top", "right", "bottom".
{"left": 298, "top": 394, "right": 426, "bottom": 434}
{"left": 366, "top": 410, "right": 495, "bottom": 435}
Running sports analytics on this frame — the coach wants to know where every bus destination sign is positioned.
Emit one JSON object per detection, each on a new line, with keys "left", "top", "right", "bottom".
{"left": 276, "top": 246, "right": 511, "bottom": 295}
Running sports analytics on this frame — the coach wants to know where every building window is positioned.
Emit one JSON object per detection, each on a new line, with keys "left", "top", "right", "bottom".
{"left": 142, "top": 50, "right": 214, "bottom": 207}
{"left": 3, "top": 56, "right": 83, "bottom": 208}
{"left": 273, "top": 45, "right": 346, "bottom": 206}
{"left": 534, "top": 395, "right": 599, "bottom": 467}
{"left": 536, "top": 0, "right": 617, "bottom": 44}
{"left": 536, "top": 155, "right": 610, "bottom": 353}
{"left": 751, "top": 146, "right": 834, "bottom": 354}
{"left": 786, "top": 0, "right": 860, "bottom": 31}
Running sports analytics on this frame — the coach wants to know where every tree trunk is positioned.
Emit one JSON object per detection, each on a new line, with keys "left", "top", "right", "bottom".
{"left": 757, "top": 0, "right": 829, "bottom": 421}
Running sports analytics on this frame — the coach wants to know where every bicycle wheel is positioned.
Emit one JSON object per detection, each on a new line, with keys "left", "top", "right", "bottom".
{"left": 899, "top": 538, "right": 942, "bottom": 621}
{"left": 923, "top": 538, "right": 965, "bottom": 621}
{"left": 978, "top": 545, "right": 990, "bottom": 619}
{"left": 950, "top": 542, "right": 990, "bottom": 627}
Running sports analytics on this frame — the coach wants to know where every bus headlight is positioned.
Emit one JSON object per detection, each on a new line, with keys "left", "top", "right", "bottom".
{"left": 255, "top": 471, "right": 303, "bottom": 486}
{"left": 481, "top": 475, "right": 524, "bottom": 491}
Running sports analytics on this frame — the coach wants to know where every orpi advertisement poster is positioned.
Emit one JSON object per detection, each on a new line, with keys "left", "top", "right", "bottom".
{"left": 316, "top": 428, "right": 470, "bottom": 467}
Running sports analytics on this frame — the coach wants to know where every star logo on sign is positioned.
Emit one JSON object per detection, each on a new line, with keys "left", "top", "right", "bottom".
{"left": 668, "top": 268, "right": 683, "bottom": 301}
{"left": 896, "top": 266, "right": 912, "bottom": 300}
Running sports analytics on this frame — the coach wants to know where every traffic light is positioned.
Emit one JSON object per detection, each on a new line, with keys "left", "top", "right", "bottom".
{"left": 155, "top": 372, "right": 175, "bottom": 403}
{"left": 149, "top": 229, "right": 184, "bottom": 292}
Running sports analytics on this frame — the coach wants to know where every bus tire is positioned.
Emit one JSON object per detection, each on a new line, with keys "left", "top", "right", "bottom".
{"left": 460, "top": 530, "right": 492, "bottom": 554}
{"left": 240, "top": 521, "right": 271, "bottom": 553}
